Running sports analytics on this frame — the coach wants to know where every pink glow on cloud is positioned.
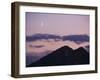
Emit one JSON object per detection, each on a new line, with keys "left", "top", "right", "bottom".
{"left": 26, "top": 40, "right": 89, "bottom": 55}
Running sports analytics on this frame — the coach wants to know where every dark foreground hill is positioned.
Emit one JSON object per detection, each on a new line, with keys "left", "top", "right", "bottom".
{"left": 27, "top": 46, "right": 89, "bottom": 67}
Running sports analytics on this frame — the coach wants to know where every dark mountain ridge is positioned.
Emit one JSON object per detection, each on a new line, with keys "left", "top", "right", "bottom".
{"left": 27, "top": 45, "right": 89, "bottom": 67}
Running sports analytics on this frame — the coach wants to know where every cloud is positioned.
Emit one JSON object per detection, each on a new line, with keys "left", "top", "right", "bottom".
{"left": 26, "top": 33, "right": 61, "bottom": 42}
{"left": 29, "top": 45, "right": 45, "bottom": 48}
{"left": 26, "top": 34, "right": 89, "bottom": 44}
{"left": 62, "top": 35, "right": 89, "bottom": 44}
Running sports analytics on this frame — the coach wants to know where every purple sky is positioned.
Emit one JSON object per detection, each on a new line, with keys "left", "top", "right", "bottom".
{"left": 26, "top": 12, "right": 89, "bottom": 36}
{"left": 26, "top": 12, "right": 90, "bottom": 65}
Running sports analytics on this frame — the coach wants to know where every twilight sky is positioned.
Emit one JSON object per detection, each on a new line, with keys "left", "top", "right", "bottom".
{"left": 26, "top": 12, "right": 90, "bottom": 36}
{"left": 26, "top": 12, "right": 90, "bottom": 65}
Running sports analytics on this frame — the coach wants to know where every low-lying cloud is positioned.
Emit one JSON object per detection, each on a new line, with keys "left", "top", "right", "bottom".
{"left": 29, "top": 45, "right": 45, "bottom": 48}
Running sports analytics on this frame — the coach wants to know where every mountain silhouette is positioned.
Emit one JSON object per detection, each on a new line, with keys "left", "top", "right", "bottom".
{"left": 27, "top": 46, "right": 89, "bottom": 67}
{"left": 74, "top": 47, "right": 89, "bottom": 64}
{"left": 27, "top": 46, "right": 75, "bottom": 67}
